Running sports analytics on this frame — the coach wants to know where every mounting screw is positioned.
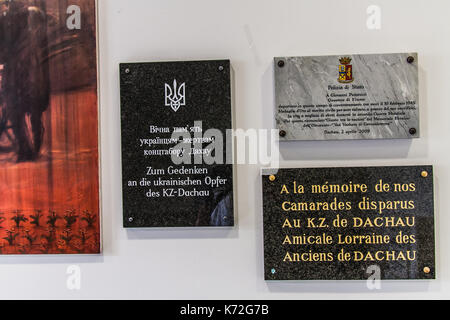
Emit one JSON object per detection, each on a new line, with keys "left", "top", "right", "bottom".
{"left": 421, "top": 171, "right": 428, "bottom": 178}
{"left": 128, "top": 217, "right": 134, "bottom": 222}
{"left": 407, "top": 56, "right": 415, "bottom": 64}
{"left": 125, "top": 68, "right": 130, "bottom": 74}
{"left": 409, "top": 128, "right": 417, "bottom": 135}
{"left": 277, "top": 60, "right": 285, "bottom": 68}
{"left": 279, "top": 130, "right": 287, "bottom": 138}
{"left": 218, "top": 65, "right": 224, "bottom": 71}
{"left": 424, "top": 267, "right": 431, "bottom": 274}
{"left": 269, "top": 175, "right": 276, "bottom": 182}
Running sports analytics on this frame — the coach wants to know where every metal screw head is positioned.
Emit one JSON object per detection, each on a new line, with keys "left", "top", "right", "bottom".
{"left": 409, "top": 128, "right": 417, "bottom": 135}
{"left": 125, "top": 68, "right": 130, "bottom": 74}
{"left": 424, "top": 267, "right": 431, "bottom": 274}
{"left": 279, "top": 130, "right": 287, "bottom": 137}
{"left": 277, "top": 60, "right": 285, "bottom": 68}
{"left": 218, "top": 66, "right": 224, "bottom": 71}
{"left": 421, "top": 171, "right": 428, "bottom": 178}
{"left": 128, "top": 217, "right": 134, "bottom": 222}
{"left": 407, "top": 56, "right": 415, "bottom": 64}
{"left": 269, "top": 175, "right": 276, "bottom": 182}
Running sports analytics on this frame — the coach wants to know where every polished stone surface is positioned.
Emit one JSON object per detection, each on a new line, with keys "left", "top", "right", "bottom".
{"left": 275, "top": 53, "right": 419, "bottom": 140}
{"left": 262, "top": 166, "right": 435, "bottom": 280}
{"left": 120, "top": 60, "right": 234, "bottom": 228}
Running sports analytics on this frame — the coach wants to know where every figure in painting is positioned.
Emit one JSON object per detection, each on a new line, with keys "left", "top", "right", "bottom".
{"left": 0, "top": 0, "right": 49, "bottom": 162}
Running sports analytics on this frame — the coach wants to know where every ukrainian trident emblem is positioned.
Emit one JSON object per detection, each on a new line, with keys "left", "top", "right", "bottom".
{"left": 165, "top": 79, "right": 186, "bottom": 112}
{"left": 338, "top": 57, "right": 354, "bottom": 83}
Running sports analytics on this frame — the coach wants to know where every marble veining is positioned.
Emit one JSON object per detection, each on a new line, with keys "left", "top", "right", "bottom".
{"left": 275, "top": 53, "right": 420, "bottom": 141}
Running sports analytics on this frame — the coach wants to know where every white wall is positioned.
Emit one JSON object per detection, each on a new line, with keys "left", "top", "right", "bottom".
{"left": 1, "top": 0, "right": 449, "bottom": 299}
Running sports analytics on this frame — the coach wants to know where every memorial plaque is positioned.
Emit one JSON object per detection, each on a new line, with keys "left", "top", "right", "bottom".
{"left": 262, "top": 166, "right": 435, "bottom": 280}
{"left": 120, "top": 60, "right": 234, "bottom": 228}
{"left": 275, "top": 53, "right": 419, "bottom": 140}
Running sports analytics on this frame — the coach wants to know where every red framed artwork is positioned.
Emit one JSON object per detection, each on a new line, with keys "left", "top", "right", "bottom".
{"left": 0, "top": 0, "right": 100, "bottom": 254}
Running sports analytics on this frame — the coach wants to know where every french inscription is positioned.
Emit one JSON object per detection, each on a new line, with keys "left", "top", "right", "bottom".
{"left": 262, "top": 166, "right": 435, "bottom": 280}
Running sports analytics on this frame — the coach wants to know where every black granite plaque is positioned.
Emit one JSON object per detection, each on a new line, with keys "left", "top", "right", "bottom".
{"left": 262, "top": 166, "right": 435, "bottom": 280}
{"left": 120, "top": 60, "right": 234, "bottom": 228}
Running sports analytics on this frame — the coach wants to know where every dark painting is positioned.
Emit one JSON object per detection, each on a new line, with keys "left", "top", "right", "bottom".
{"left": 0, "top": 0, "right": 99, "bottom": 254}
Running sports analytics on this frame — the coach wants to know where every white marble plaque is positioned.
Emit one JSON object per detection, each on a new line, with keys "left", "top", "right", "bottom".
{"left": 275, "top": 53, "right": 419, "bottom": 141}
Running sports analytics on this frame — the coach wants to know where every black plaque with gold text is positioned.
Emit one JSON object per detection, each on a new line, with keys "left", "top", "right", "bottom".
{"left": 262, "top": 166, "right": 435, "bottom": 280}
